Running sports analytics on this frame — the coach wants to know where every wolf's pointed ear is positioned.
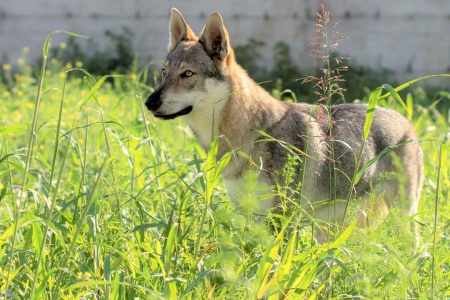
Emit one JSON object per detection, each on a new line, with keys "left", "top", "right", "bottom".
{"left": 168, "top": 8, "right": 197, "bottom": 52}
{"left": 199, "top": 12, "right": 230, "bottom": 61}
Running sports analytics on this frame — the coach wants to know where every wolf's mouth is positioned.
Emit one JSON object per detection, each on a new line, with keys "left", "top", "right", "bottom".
{"left": 153, "top": 105, "right": 193, "bottom": 120}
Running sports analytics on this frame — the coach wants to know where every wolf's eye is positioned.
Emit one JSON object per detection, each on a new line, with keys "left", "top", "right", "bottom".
{"left": 181, "top": 70, "right": 194, "bottom": 78}
{"left": 161, "top": 68, "right": 167, "bottom": 77}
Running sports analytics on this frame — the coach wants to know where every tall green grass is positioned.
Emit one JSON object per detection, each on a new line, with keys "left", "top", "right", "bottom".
{"left": 0, "top": 30, "right": 449, "bottom": 299}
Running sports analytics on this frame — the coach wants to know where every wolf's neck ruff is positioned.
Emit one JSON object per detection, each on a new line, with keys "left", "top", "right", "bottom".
{"left": 182, "top": 78, "right": 230, "bottom": 149}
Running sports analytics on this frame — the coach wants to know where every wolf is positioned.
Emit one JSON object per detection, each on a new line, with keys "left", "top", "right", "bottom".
{"left": 145, "top": 8, "right": 424, "bottom": 243}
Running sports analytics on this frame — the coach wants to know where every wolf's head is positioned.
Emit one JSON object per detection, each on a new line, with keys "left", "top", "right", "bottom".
{"left": 145, "top": 9, "right": 233, "bottom": 120}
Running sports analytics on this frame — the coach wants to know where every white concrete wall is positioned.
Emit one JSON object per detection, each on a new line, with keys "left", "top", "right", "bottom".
{"left": 1, "top": 0, "right": 450, "bottom": 83}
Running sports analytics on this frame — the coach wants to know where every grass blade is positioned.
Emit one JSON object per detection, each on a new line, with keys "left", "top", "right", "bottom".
{"left": 8, "top": 30, "right": 86, "bottom": 293}
{"left": 0, "top": 125, "right": 30, "bottom": 136}
{"left": 380, "top": 74, "right": 450, "bottom": 100}
{"left": 431, "top": 134, "right": 448, "bottom": 296}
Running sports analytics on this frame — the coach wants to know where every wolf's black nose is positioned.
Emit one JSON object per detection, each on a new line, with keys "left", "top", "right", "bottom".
{"left": 145, "top": 88, "right": 162, "bottom": 112}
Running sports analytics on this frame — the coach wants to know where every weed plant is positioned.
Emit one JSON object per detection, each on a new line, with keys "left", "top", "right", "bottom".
{"left": 0, "top": 6, "right": 449, "bottom": 300}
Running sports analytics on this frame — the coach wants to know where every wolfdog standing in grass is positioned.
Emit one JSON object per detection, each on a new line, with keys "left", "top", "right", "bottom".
{"left": 145, "top": 8, "right": 424, "bottom": 243}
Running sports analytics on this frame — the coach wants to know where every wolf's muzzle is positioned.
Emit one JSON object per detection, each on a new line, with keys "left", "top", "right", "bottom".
{"left": 145, "top": 87, "right": 193, "bottom": 120}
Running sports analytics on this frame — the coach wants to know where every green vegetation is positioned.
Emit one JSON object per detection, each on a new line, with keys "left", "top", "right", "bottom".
{"left": 0, "top": 14, "right": 449, "bottom": 300}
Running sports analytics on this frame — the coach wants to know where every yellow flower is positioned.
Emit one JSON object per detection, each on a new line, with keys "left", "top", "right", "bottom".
{"left": 75, "top": 61, "right": 83, "bottom": 68}
{"left": 17, "top": 90, "right": 23, "bottom": 97}
{"left": 131, "top": 73, "right": 137, "bottom": 81}
{"left": 98, "top": 94, "right": 108, "bottom": 104}
{"left": 59, "top": 72, "right": 66, "bottom": 79}
{"left": 65, "top": 62, "right": 73, "bottom": 69}
{"left": 2, "top": 64, "right": 12, "bottom": 71}
{"left": 17, "top": 58, "right": 25, "bottom": 66}
{"left": 51, "top": 58, "right": 58, "bottom": 65}
{"left": 60, "top": 42, "right": 67, "bottom": 49}
{"left": 2, "top": 90, "right": 11, "bottom": 97}
{"left": 22, "top": 46, "right": 30, "bottom": 54}
{"left": 13, "top": 111, "right": 21, "bottom": 123}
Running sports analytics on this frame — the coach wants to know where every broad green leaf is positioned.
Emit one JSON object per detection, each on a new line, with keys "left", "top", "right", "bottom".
{"left": 278, "top": 228, "right": 297, "bottom": 282}
{"left": 354, "top": 139, "right": 417, "bottom": 185}
{"left": 381, "top": 83, "right": 409, "bottom": 114}
{"left": 42, "top": 30, "right": 88, "bottom": 58}
{"left": 255, "top": 214, "right": 295, "bottom": 298}
{"left": 0, "top": 124, "right": 29, "bottom": 136}
{"left": 0, "top": 215, "right": 28, "bottom": 246}
{"left": 380, "top": 74, "right": 450, "bottom": 100}
{"left": 406, "top": 93, "right": 414, "bottom": 122}
{"left": 330, "top": 220, "right": 356, "bottom": 248}
{"left": 363, "top": 87, "right": 382, "bottom": 140}
{"left": 76, "top": 74, "right": 124, "bottom": 111}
